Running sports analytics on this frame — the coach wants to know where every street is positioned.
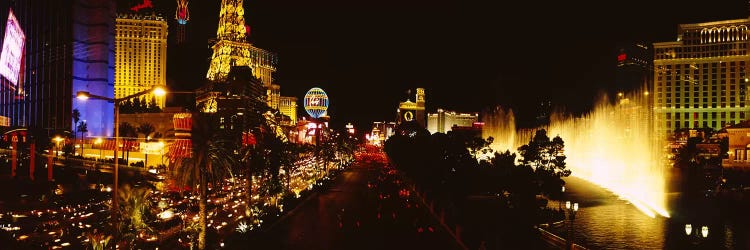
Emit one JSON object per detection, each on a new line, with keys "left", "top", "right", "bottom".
{"left": 237, "top": 153, "right": 464, "bottom": 250}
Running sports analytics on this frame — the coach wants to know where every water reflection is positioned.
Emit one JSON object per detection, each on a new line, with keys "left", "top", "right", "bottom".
{"left": 561, "top": 176, "right": 750, "bottom": 249}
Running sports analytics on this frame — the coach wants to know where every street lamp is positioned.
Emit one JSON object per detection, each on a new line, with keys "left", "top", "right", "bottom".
{"left": 53, "top": 136, "right": 63, "bottom": 158}
{"left": 685, "top": 224, "right": 709, "bottom": 245}
{"left": 565, "top": 201, "right": 579, "bottom": 250}
{"left": 76, "top": 85, "right": 166, "bottom": 242}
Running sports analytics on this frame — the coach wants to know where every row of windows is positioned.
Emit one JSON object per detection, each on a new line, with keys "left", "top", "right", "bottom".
{"left": 655, "top": 43, "right": 749, "bottom": 60}
{"left": 665, "top": 120, "right": 741, "bottom": 129}
{"left": 680, "top": 25, "right": 750, "bottom": 45}
{"left": 658, "top": 103, "right": 746, "bottom": 108}
{"left": 665, "top": 111, "right": 746, "bottom": 119}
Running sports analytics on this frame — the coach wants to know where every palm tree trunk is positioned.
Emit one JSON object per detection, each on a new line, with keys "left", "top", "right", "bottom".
{"left": 199, "top": 166, "right": 208, "bottom": 250}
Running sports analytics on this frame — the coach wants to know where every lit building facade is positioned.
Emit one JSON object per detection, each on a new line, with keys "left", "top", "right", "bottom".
{"left": 115, "top": 13, "right": 167, "bottom": 108}
{"left": 653, "top": 18, "right": 750, "bottom": 136}
{"left": 0, "top": 0, "right": 115, "bottom": 137}
{"left": 427, "top": 108, "right": 479, "bottom": 134}
{"left": 267, "top": 83, "right": 280, "bottom": 109}
{"left": 721, "top": 120, "right": 750, "bottom": 170}
{"left": 196, "top": 65, "right": 266, "bottom": 133}
{"left": 206, "top": 0, "right": 276, "bottom": 87}
{"left": 279, "top": 96, "right": 297, "bottom": 125}
{"left": 370, "top": 121, "right": 396, "bottom": 144}
{"left": 397, "top": 88, "right": 426, "bottom": 127}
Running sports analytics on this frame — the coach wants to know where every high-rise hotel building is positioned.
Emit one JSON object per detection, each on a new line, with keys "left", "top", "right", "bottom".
{"left": 1, "top": 0, "right": 116, "bottom": 137}
{"left": 653, "top": 18, "right": 750, "bottom": 135}
{"left": 279, "top": 96, "right": 297, "bottom": 125}
{"left": 427, "top": 109, "right": 479, "bottom": 134}
{"left": 115, "top": 13, "right": 167, "bottom": 108}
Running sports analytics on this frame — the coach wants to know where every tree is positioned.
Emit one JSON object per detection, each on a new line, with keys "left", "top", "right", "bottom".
{"left": 516, "top": 129, "right": 570, "bottom": 197}
{"left": 72, "top": 109, "right": 80, "bottom": 156}
{"left": 85, "top": 230, "right": 112, "bottom": 250}
{"left": 137, "top": 123, "right": 156, "bottom": 167}
{"left": 132, "top": 97, "right": 143, "bottom": 113}
{"left": 116, "top": 184, "right": 154, "bottom": 248}
{"left": 121, "top": 99, "right": 134, "bottom": 114}
{"left": 169, "top": 113, "right": 237, "bottom": 250}
{"left": 77, "top": 121, "right": 88, "bottom": 157}
{"left": 118, "top": 122, "right": 137, "bottom": 165}
{"left": 280, "top": 141, "right": 302, "bottom": 193}
{"left": 148, "top": 96, "right": 161, "bottom": 113}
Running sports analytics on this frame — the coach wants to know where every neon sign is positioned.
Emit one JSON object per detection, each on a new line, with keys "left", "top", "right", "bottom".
{"left": 617, "top": 53, "right": 627, "bottom": 62}
{"left": 0, "top": 9, "right": 25, "bottom": 86}
{"left": 175, "top": 0, "right": 190, "bottom": 25}
{"left": 403, "top": 111, "right": 414, "bottom": 121}
{"left": 131, "top": 0, "right": 154, "bottom": 12}
{"left": 304, "top": 87, "right": 329, "bottom": 119}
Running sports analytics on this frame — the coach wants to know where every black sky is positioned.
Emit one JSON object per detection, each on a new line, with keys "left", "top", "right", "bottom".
{"left": 133, "top": 0, "right": 748, "bottom": 130}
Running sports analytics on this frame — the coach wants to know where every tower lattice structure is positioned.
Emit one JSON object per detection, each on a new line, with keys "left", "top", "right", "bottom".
{"left": 206, "top": 0, "right": 276, "bottom": 86}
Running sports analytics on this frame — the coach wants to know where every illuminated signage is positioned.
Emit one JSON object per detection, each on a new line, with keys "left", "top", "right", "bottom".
{"left": 0, "top": 9, "right": 25, "bottom": 86}
{"left": 617, "top": 53, "right": 626, "bottom": 62}
{"left": 304, "top": 87, "right": 329, "bottom": 119}
{"left": 176, "top": 0, "right": 189, "bottom": 25}
{"left": 131, "top": 0, "right": 154, "bottom": 12}
{"left": 403, "top": 111, "right": 414, "bottom": 121}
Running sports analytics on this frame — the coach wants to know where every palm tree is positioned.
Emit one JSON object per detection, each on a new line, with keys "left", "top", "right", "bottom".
{"left": 85, "top": 230, "right": 112, "bottom": 250}
{"left": 72, "top": 109, "right": 80, "bottom": 156}
{"left": 115, "top": 184, "right": 153, "bottom": 248}
{"left": 118, "top": 122, "right": 137, "bottom": 165}
{"left": 137, "top": 123, "right": 156, "bottom": 167}
{"left": 169, "top": 113, "right": 237, "bottom": 250}
{"left": 77, "top": 121, "right": 88, "bottom": 157}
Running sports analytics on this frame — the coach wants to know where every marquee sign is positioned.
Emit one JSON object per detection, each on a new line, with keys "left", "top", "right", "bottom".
{"left": 0, "top": 9, "right": 25, "bottom": 87}
{"left": 303, "top": 87, "right": 329, "bottom": 119}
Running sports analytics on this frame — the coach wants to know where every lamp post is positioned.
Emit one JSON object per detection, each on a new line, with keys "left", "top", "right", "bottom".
{"left": 685, "top": 224, "right": 709, "bottom": 245}
{"left": 76, "top": 86, "right": 166, "bottom": 243}
{"left": 565, "top": 201, "right": 579, "bottom": 250}
{"left": 53, "top": 136, "right": 63, "bottom": 158}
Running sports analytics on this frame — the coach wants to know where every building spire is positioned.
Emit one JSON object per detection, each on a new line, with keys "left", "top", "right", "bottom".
{"left": 216, "top": 0, "right": 247, "bottom": 42}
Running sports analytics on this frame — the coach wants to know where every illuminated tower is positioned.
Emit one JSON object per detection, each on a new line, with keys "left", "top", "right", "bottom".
{"left": 397, "top": 88, "right": 426, "bottom": 127}
{"left": 206, "top": 0, "right": 276, "bottom": 87}
{"left": 175, "top": 0, "right": 189, "bottom": 44}
{"left": 115, "top": 13, "right": 167, "bottom": 108}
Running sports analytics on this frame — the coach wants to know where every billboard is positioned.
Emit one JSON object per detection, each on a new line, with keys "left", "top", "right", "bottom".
{"left": 303, "top": 87, "right": 329, "bottom": 119}
{"left": 0, "top": 9, "right": 25, "bottom": 87}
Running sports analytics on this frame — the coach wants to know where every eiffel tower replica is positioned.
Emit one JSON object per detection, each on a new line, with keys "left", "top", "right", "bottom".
{"left": 206, "top": 0, "right": 276, "bottom": 86}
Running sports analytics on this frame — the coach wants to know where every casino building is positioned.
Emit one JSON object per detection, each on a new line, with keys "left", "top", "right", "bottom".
{"left": 115, "top": 13, "right": 168, "bottom": 109}
{"left": 653, "top": 18, "right": 750, "bottom": 135}
{"left": 397, "top": 88, "right": 426, "bottom": 128}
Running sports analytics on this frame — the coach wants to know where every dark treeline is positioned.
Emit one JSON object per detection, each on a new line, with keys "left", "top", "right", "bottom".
{"left": 384, "top": 121, "right": 571, "bottom": 249}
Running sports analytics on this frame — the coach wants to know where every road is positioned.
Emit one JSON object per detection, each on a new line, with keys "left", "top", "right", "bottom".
{"left": 237, "top": 159, "right": 464, "bottom": 250}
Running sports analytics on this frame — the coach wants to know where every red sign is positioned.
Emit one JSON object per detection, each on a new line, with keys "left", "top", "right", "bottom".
{"left": 130, "top": 0, "right": 153, "bottom": 12}
{"left": 617, "top": 53, "right": 627, "bottom": 62}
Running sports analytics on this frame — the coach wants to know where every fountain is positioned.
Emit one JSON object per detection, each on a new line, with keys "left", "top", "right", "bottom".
{"left": 482, "top": 91, "right": 670, "bottom": 218}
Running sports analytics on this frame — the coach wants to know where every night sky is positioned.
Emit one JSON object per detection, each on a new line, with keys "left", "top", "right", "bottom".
{"left": 129, "top": 0, "right": 748, "bottom": 130}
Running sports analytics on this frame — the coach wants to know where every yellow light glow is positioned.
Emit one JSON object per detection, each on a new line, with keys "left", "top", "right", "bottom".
{"left": 484, "top": 90, "right": 670, "bottom": 218}
{"left": 153, "top": 86, "right": 166, "bottom": 97}
{"left": 75, "top": 91, "right": 90, "bottom": 100}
